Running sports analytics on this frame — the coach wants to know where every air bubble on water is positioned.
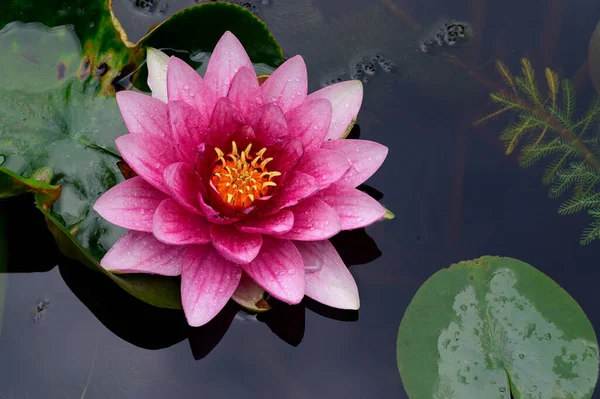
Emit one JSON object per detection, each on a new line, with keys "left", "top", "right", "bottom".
{"left": 130, "top": 0, "right": 159, "bottom": 16}
{"left": 33, "top": 299, "right": 50, "bottom": 322}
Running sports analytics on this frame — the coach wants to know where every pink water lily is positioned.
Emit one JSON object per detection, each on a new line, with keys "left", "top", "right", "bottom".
{"left": 94, "top": 31, "right": 388, "bottom": 327}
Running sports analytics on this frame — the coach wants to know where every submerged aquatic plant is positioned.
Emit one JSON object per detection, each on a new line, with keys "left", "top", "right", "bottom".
{"left": 93, "top": 31, "right": 389, "bottom": 326}
{"left": 475, "top": 58, "right": 600, "bottom": 244}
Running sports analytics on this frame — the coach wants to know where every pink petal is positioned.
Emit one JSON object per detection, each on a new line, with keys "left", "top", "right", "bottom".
{"left": 263, "top": 171, "right": 319, "bottom": 214}
{"left": 168, "top": 100, "right": 209, "bottom": 165}
{"left": 250, "top": 103, "right": 288, "bottom": 144}
{"left": 116, "top": 91, "right": 170, "bottom": 138}
{"left": 181, "top": 245, "right": 242, "bottom": 327}
{"left": 320, "top": 139, "right": 388, "bottom": 187}
{"left": 296, "top": 148, "right": 351, "bottom": 189}
{"left": 101, "top": 231, "right": 184, "bottom": 275}
{"left": 146, "top": 48, "right": 169, "bottom": 103}
{"left": 163, "top": 162, "right": 203, "bottom": 215}
{"left": 318, "top": 184, "right": 386, "bottom": 230}
{"left": 285, "top": 98, "right": 332, "bottom": 150}
{"left": 270, "top": 138, "right": 303, "bottom": 173}
{"left": 227, "top": 66, "right": 262, "bottom": 119}
{"left": 207, "top": 98, "right": 245, "bottom": 149}
{"left": 167, "top": 56, "right": 216, "bottom": 118}
{"left": 278, "top": 197, "right": 341, "bottom": 241}
{"left": 204, "top": 31, "right": 254, "bottom": 98}
{"left": 236, "top": 210, "right": 294, "bottom": 235}
{"left": 295, "top": 240, "right": 359, "bottom": 310}
{"left": 260, "top": 55, "right": 307, "bottom": 113}
{"left": 115, "top": 134, "right": 178, "bottom": 194}
{"left": 153, "top": 199, "right": 212, "bottom": 245}
{"left": 198, "top": 193, "right": 239, "bottom": 225}
{"left": 242, "top": 237, "right": 305, "bottom": 304}
{"left": 93, "top": 176, "right": 167, "bottom": 232}
{"left": 211, "top": 224, "right": 262, "bottom": 264}
{"left": 308, "top": 80, "right": 363, "bottom": 140}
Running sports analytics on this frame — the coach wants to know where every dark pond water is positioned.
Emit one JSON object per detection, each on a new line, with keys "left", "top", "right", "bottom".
{"left": 2, "top": 0, "right": 600, "bottom": 397}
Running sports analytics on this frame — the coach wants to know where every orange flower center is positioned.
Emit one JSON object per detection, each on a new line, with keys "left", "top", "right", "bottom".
{"left": 210, "top": 141, "right": 281, "bottom": 210}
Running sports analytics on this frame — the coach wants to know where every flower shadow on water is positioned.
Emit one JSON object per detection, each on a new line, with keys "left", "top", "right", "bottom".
{"left": 1, "top": 169, "right": 383, "bottom": 358}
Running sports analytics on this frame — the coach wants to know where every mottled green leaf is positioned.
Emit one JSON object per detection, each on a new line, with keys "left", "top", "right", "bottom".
{"left": 0, "top": 22, "right": 180, "bottom": 309}
{"left": 397, "top": 256, "right": 599, "bottom": 399}
{"left": 1, "top": 0, "right": 137, "bottom": 94}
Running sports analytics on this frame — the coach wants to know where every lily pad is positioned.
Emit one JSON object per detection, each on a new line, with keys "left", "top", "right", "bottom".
{"left": 130, "top": 2, "right": 283, "bottom": 91}
{"left": 0, "top": 22, "right": 181, "bottom": 309}
{"left": 1, "top": 0, "right": 136, "bottom": 94}
{"left": 397, "top": 256, "right": 599, "bottom": 399}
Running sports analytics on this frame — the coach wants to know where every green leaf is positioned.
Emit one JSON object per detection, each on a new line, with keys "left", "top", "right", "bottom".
{"left": 0, "top": 166, "right": 61, "bottom": 205}
{"left": 581, "top": 209, "right": 600, "bottom": 245}
{"left": 397, "top": 256, "right": 599, "bottom": 399}
{"left": 0, "top": 0, "right": 137, "bottom": 95}
{"left": 0, "top": 22, "right": 181, "bottom": 309}
{"left": 132, "top": 2, "right": 284, "bottom": 90}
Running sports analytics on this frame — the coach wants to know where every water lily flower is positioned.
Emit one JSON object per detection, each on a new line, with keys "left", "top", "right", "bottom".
{"left": 94, "top": 31, "right": 388, "bottom": 326}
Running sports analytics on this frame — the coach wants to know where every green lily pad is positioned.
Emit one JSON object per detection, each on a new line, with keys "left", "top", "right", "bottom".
{"left": 397, "top": 256, "right": 599, "bottom": 399}
{"left": 1, "top": 0, "right": 137, "bottom": 94}
{"left": 131, "top": 2, "right": 284, "bottom": 91}
{"left": 0, "top": 22, "right": 181, "bottom": 309}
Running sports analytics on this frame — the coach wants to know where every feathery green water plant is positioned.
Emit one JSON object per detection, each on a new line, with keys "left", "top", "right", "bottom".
{"left": 475, "top": 58, "right": 600, "bottom": 245}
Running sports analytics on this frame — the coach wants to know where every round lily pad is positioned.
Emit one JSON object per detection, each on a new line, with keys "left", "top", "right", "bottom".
{"left": 397, "top": 256, "right": 599, "bottom": 399}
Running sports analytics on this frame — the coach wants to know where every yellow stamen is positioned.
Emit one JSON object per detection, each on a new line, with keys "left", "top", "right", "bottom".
{"left": 210, "top": 141, "right": 280, "bottom": 210}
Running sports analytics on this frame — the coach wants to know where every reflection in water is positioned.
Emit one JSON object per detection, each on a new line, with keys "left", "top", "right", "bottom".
{"left": 2, "top": 191, "right": 383, "bottom": 358}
